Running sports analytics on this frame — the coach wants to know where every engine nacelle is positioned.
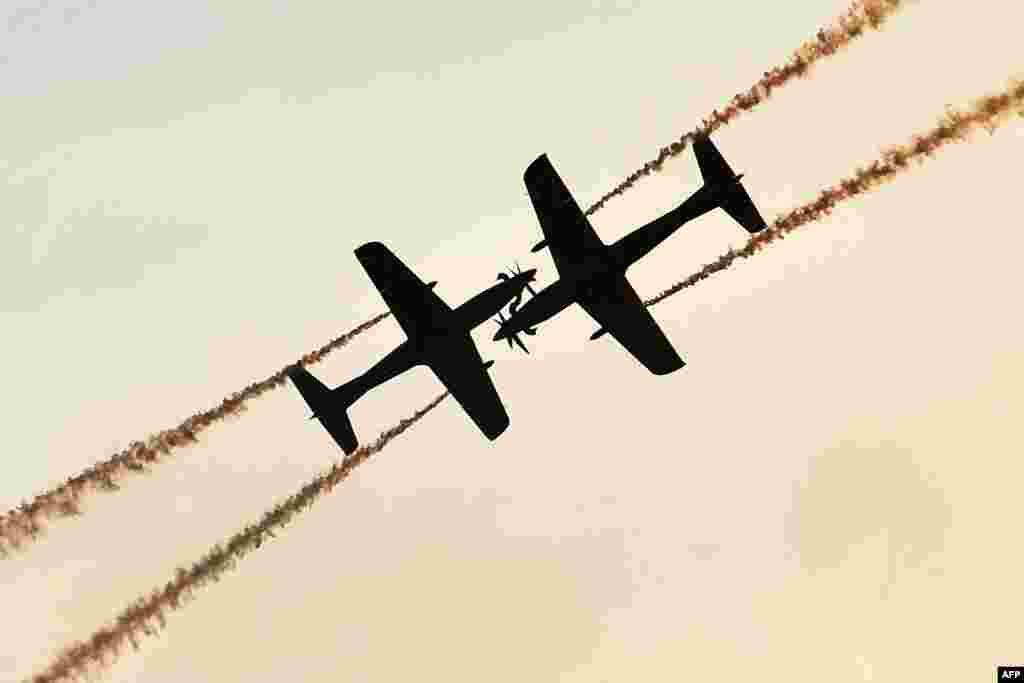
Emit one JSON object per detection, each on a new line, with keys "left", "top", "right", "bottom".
{"left": 531, "top": 240, "right": 548, "bottom": 253}
{"left": 589, "top": 328, "right": 607, "bottom": 340}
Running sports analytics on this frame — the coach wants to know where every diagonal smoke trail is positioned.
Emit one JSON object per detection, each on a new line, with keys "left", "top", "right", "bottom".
{"left": 26, "top": 391, "right": 448, "bottom": 683}
{"left": 0, "top": 313, "right": 390, "bottom": 558}
{"left": 0, "top": 0, "right": 909, "bottom": 558}
{"left": 585, "top": 0, "right": 910, "bottom": 217}
{"left": 644, "top": 78, "right": 1024, "bottom": 307}
{"left": 21, "top": 77, "right": 1024, "bottom": 682}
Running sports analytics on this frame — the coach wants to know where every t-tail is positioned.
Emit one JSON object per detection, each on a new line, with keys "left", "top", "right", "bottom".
{"left": 287, "top": 365, "right": 359, "bottom": 454}
{"left": 693, "top": 134, "right": 768, "bottom": 234}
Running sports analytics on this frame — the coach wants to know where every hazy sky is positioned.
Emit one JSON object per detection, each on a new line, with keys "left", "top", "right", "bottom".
{"left": 4, "top": 1, "right": 1024, "bottom": 681}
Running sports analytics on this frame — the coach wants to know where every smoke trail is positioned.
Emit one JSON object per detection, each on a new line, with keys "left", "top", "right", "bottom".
{"left": 0, "top": 0, "right": 910, "bottom": 557}
{"left": 0, "top": 313, "right": 391, "bottom": 558}
{"left": 26, "top": 391, "right": 448, "bottom": 683}
{"left": 21, "top": 75, "right": 1024, "bottom": 682}
{"left": 585, "top": 0, "right": 909, "bottom": 217}
{"left": 644, "top": 79, "right": 1024, "bottom": 307}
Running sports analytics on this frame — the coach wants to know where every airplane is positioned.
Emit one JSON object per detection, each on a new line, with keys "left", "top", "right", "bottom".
{"left": 493, "top": 133, "right": 767, "bottom": 373}
{"left": 287, "top": 242, "right": 537, "bottom": 454}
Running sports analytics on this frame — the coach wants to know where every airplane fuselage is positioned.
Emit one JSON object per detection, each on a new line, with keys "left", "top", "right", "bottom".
{"left": 600, "top": 176, "right": 750, "bottom": 272}
{"left": 340, "top": 270, "right": 535, "bottom": 406}
{"left": 496, "top": 174, "right": 748, "bottom": 342}
{"left": 497, "top": 181, "right": 731, "bottom": 340}
{"left": 453, "top": 273, "right": 535, "bottom": 330}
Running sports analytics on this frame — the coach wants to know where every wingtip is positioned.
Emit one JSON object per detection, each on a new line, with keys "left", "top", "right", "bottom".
{"left": 651, "top": 359, "right": 686, "bottom": 375}
{"left": 485, "top": 421, "right": 510, "bottom": 441}
{"left": 354, "top": 241, "right": 387, "bottom": 258}
{"left": 524, "top": 153, "right": 551, "bottom": 180}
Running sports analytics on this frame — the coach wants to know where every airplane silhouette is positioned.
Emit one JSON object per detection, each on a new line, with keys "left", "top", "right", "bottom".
{"left": 493, "top": 134, "right": 767, "bottom": 373}
{"left": 288, "top": 242, "right": 537, "bottom": 454}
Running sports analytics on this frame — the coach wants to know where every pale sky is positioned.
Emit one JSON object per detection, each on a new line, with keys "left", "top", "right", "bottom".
{"left": 3, "top": 1, "right": 1024, "bottom": 681}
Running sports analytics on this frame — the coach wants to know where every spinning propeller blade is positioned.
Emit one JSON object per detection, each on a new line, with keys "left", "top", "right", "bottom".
{"left": 513, "top": 261, "right": 538, "bottom": 296}
{"left": 492, "top": 309, "right": 529, "bottom": 354}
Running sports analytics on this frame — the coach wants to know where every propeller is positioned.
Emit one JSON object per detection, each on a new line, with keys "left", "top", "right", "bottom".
{"left": 496, "top": 262, "right": 537, "bottom": 297}
{"left": 514, "top": 261, "right": 538, "bottom": 297}
{"left": 492, "top": 310, "right": 529, "bottom": 354}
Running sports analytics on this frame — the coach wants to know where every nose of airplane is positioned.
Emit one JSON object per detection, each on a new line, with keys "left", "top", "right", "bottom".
{"left": 492, "top": 328, "right": 505, "bottom": 341}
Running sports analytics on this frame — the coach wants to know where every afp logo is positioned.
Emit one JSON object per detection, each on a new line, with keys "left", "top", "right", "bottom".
{"left": 999, "top": 667, "right": 1024, "bottom": 680}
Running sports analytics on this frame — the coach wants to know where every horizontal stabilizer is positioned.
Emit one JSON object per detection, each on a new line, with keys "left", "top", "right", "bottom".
{"left": 693, "top": 135, "right": 767, "bottom": 234}
{"left": 287, "top": 366, "right": 359, "bottom": 454}
{"left": 316, "top": 411, "right": 358, "bottom": 455}
{"left": 720, "top": 185, "right": 767, "bottom": 233}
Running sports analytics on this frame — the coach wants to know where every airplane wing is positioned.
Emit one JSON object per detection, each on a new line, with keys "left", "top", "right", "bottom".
{"left": 577, "top": 274, "right": 685, "bottom": 375}
{"left": 354, "top": 242, "right": 452, "bottom": 340}
{"left": 524, "top": 155, "right": 605, "bottom": 277}
{"left": 425, "top": 333, "right": 510, "bottom": 441}
{"left": 692, "top": 135, "right": 767, "bottom": 234}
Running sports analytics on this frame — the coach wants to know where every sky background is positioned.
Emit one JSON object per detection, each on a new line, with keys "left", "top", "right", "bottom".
{"left": 3, "top": 0, "right": 1024, "bottom": 680}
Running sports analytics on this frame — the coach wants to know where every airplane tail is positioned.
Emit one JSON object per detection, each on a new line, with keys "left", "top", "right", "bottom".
{"left": 287, "top": 365, "right": 359, "bottom": 455}
{"left": 693, "top": 134, "right": 768, "bottom": 234}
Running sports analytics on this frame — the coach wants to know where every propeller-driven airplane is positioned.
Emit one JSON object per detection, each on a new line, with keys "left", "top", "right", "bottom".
{"left": 493, "top": 134, "right": 767, "bottom": 372}
{"left": 288, "top": 242, "right": 537, "bottom": 454}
